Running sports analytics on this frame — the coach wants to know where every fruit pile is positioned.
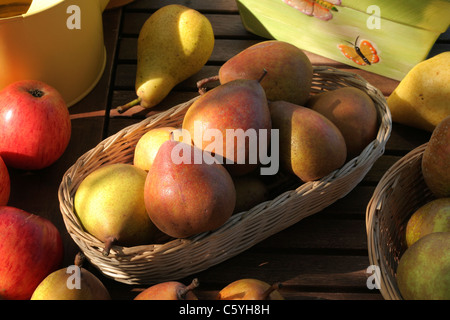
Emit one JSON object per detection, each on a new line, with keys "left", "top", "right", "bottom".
{"left": 396, "top": 116, "right": 450, "bottom": 300}
{"left": 72, "top": 38, "right": 381, "bottom": 256}
{"left": 0, "top": 80, "right": 71, "bottom": 300}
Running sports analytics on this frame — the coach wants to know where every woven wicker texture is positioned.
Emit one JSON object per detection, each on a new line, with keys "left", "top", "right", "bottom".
{"left": 366, "top": 143, "right": 436, "bottom": 300}
{"left": 59, "top": 66, "right": 392, "bottom": 285}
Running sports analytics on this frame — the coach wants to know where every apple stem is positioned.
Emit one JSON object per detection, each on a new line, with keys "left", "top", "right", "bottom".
{"left": 197, "top": 75, "right": 220, "bottom": 95}
{"left": 103, "top": 236, "right": 117, "bottom": 256}
{"left": 262, "top": 282, "right": 282, "bottom": 300}
{"left": 177, "top": 278, "right": 200, "bottom": 300}
{"left": 116, "top": 97, "right": 141, "bottom": 113}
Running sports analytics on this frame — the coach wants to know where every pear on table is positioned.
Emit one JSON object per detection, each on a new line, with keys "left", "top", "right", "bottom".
{"left": 117, "top": 4, "right": 214, "bottom": 113}
{"left": 31, "top": 253, "right": 111, "bottom": 300}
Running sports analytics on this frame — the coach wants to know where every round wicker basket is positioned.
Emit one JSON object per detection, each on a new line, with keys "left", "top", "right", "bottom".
{"left": 366, "top": 143, "right": 436, "bottom": 300}
{"left": 59, "top": 66, "right": 392, "bottom": 285}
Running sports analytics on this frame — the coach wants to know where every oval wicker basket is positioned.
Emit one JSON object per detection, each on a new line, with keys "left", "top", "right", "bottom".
{"left": 366, "top": 143, "right": 436, "bottom": 300}
{"left": 59, "top": 66, "right": 392, "bottom": 285}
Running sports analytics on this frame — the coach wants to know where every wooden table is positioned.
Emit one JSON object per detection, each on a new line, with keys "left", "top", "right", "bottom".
{"left": 7, "top": 0, "right": 447, "bottom": 301}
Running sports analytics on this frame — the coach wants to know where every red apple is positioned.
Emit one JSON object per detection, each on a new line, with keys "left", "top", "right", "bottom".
{"left": 0, "top": 80, "right": 71, "bottom": 170}
{"left": 0, "top": 206, "right": 64, "bottom": 300}
{"left": 0, "top": 156, "right": 10, "bottom": 205}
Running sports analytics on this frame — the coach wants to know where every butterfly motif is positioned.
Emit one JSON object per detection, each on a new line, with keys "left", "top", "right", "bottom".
{"left": 282, "top": 0, "right": 341, "bottom": 21}
{"left": 338, "top": 36, "right": 380, "bottom": 66}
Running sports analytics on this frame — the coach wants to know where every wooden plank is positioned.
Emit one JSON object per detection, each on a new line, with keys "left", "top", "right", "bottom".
{"left": 125, "top": 0, "right": 239, "bottom": 12}
{"left": 121, "top": 13, "right": 254, "bottom": 38}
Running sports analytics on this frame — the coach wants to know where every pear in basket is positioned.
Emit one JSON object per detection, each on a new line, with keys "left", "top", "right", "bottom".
{"left": 269, "top": 100, "right": 347, "bottom": 182}
{"left": 199, "top": 40, "right": 313, "bottom": 106}
{"left": 144, "top": 140, "right": 236, "bottom": 239}
{"left": 307, "top": 86, "right": 378, "bottom": 160}
{"left": 183, "top": 77, "right": 272, "bottom": 176}
{"left": 117, "top": 4, "right": 214, "bottom": 113}
{"left": 74, "top": 163, "right": 160, "bottom": 255}
{"left": 396, "top": 232, "right": 450, "bottom": 300}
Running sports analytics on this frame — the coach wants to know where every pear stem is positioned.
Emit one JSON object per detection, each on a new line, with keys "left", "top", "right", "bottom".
{"left": 177, "top": 278, "right": 200, "bottom": 300}
{"left": 116, "top": 97, "right": 141, "bottom": 113}
{"left": 103, "top": 236, "right": 117, "bottom": 256}
{"left": 197, "top": 75, "right": 219, "bottom": 95}
{"left": 262, "top": 282, "right": 282, "bottom": 300}
{"left": 258, "top": 68, "right": 268, "bottom": 83}
{"left": 74, "top": 252, "right": 85, "bottom": 267}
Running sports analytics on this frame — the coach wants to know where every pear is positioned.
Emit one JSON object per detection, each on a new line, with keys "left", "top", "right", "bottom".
{"left": 144, "top": 140, "right": 236, "bottom": 239}
{"left": 134, "top": 278, "right": 199, "bottom": 300}
{"left": 269, "top": 100, "right": 347, "bottom": 182}
{"left": 387, "top": 52, "right": 450, "bottom": 132}
{"left": 396, "top": 232, "right": 450, "bottom": 300}
{"left": 31, "top": 253, "right": 110, "bottom": 300}
{"left": 232, "top": 174, "right": 269, "bottom": 214}
{"left": 117, "top": 4, "right": 214, "bottom": 113}
{"left": 217, "top": 279, "right": 284, "bottom": 300}
{"left": 307, "top": 87, "right": 378, "bottom": 160}
{"left": 422, "top": 115, "right": 450, "bottom": 198}
{"left": 74, "top": 163, "right": 159, "bottom": 255}
{"left": 183, "top": 77, "right": 272, "bottom": 176}
{"left": 134, "top": 127, "right": 178, "bottom": 171}
{"left": 405, "top": 198, "right": 450, "bottom": 247}
{"left": 200, "top": 40, "right": 313, "bottom": 106}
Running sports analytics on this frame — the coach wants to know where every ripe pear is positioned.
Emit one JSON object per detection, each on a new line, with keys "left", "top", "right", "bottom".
{"left": 307, "top": 87, "right": 378, "bottom": 160}
{"left": 74, "top": 163, "right": 159, "bottom": 255}
{"left": 117, "top": 4, "right": 214, "bottom": 112}
{"left": 134, "top": 127, "right": 178, "bottom": 171}
{"left": 233, "top": 174, "right": 269, "bottom": 214}
{"left": 208, "top": 40, "right": 313, "bottom": 106}
{"left": 422, "top": 115, "right": 450, "bottom": 198}
{"left": 387, "top": 52, "right": 450, "bottom": 132}
{"left": 217, "top": 279, "right": 284, "bottom": 300}
{"left": 269, "top": 100, "right": 347, "bottom": 182}
{"left": 134, "top": 278, "right": 199, "bottom": 300}
{"left": 183, "top": 78, "right": 272, "bottom": 176}
{"left": 144, "top": 140, "right": 236, "bottom": 238}
{"left": 405, "top": 198, "right": 450, "bottom": 247}
{"left": 396, "top": 232, "right": 450, "bottom": 300}
{"left": 31, "top": 253, "right": 111, "bottom": 300}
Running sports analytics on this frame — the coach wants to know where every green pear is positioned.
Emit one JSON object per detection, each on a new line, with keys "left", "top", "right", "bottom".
{"left": 74, "top": 163, "right": 159, "bottom": 255}
{"left": 405, "top": 198, "right": 450, "bottom": 247}
{"left": 144, "top": 140, "right": 236, "bottom": 238}
{"left": 211, "top": 40, "right": 313, "bottom": 106}
{"left": 387, "top": 52, "right": 450, "bottom": 132}
{"left": 31, "top": 253, "right": 110, "bottom": 300}
{"left": 118, "top": 4, "right": 214, "bottom": 112}
{"left": 422, "top": 115, "right": 450, "bottom": 198}
{"left": 269, "top": 100, "right": 347, "bottom": 182}
{"left": 396, "top": 232, "right": 450, "bottom": 300}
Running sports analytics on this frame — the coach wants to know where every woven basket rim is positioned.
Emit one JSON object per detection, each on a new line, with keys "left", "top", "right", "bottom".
{"left": 59, "top": 66, "right": 393, "bottom": 284}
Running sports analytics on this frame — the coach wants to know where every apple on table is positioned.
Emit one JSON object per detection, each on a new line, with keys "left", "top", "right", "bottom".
{"left": 0, "top": 80, "right": 71, "bottom": 170}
